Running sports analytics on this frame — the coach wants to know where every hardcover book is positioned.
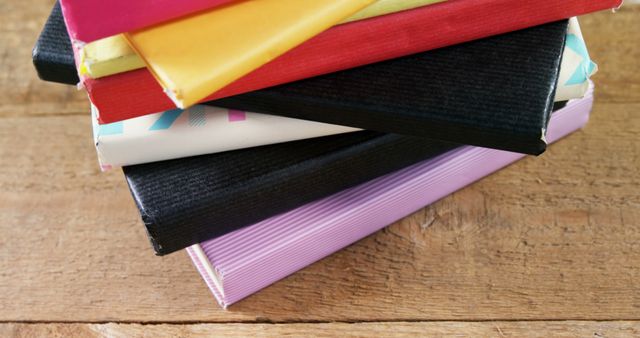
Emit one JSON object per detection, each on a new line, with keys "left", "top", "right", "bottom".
{"left": 93, "top": 105, "right": 358, "bottom": 169}
{"left": 213, "top": 20, "right": 569, "bottom": 155}
{"left": 124, "top": 0, "right": 375, "bottom": 108}
{"left": 124, "top": 132, "right": 458, "bottom": 256}
{"left": 188, "top": 86, "right": 594, "bottom": 308}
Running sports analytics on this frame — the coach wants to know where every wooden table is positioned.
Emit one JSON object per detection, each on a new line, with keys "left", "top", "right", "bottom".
{"left": 1, "top": 1, "right": 639, "bottom": 336}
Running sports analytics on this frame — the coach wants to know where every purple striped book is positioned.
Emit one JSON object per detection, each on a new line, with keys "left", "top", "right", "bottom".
{"left": 187, "top": 84, "right": 594, "bottom": 308}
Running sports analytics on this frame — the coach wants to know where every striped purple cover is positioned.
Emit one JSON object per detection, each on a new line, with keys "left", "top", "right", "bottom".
{"left": 187, "top": 85, "right": 594, "bottom": 308}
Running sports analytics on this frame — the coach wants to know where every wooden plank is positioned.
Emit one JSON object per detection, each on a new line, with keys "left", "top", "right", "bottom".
{"left": 0, "top": 102, "right": 638, "bottom": 322}
{"left": 1, "top": 321, "right": 639, "bottom": 338}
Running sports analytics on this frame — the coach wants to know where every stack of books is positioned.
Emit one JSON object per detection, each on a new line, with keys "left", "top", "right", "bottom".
{"left": 33, "top": 0, "right": 621, "bottom": 308}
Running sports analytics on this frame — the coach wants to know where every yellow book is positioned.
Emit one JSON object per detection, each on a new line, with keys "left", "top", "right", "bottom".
{"left": 80, "top": 0, "right": 443, "bottom": 79}
{"left": 344, "top": 0, "right": 442, "bottom": 23}
{"left": 124, "top": 0, "right": 375, "bottom": 108}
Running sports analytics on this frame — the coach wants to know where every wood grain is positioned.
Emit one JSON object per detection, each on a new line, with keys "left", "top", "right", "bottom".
{"left": 2, "top": 321, "right": 640, "bottom": 338}
{"left": 0, "top": 0, "right": 638, "bottom": 335}
{"left": 0, "top": 0, "right": 87, "bottom": 117}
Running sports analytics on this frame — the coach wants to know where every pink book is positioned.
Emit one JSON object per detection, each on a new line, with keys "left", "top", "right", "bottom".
{"left": 187, "top": 84, "right": 595, "bottom": 308}
{"left": 59, "top": 0, "right": 237, "bottom": 43}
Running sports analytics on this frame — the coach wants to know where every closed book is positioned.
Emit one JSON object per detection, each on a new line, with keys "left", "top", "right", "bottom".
{"left": 78, "top": 0, "right": 443, "bottom": 79}
{"left": 124, "top": 0, "right": 374, "bottom": 109}
{"left": 213, "top": 20, "right": 569, "bottom": 155}
{"left": 188, "top": 85, "right": 594, "bottom": 308}
{"left": 92, "top": 105, "right": 358, "bottom": 169}
{"left": 33, "top": 0, "right": 620, "bottom": 123}
{"left": 124, "top": 132, "right": 458, "bottom": 256}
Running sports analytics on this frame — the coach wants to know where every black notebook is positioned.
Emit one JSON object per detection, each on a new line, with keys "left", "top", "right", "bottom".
{"left": 33, "top": 4, "right": 567, "bottom": 154}
{"left": 212, "top": 20, "right": 568, "bottom": 155}
{"left": 124, "top": 132, "right": 457, "bottom": 255}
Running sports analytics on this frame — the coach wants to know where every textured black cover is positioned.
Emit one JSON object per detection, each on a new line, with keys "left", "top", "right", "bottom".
{"left": 212, "top": 20, "right": 568, "bottom": 155}
{"left": 124, "top": 132, "right": 457, "bottom": 255}
{"left": 32, "top": 2, "right": 79, "bottom": 85}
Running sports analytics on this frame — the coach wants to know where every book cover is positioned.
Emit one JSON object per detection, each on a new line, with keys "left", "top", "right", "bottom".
{"left": 33, "top": 0, "right": 621, "bottom": 123}
{"left": 188, "top": 85, "right": 594, "bottom": 308}
{"left": 124, "top": 132, "right": 458, "bottom": 256}
{"left": 93, "top": 105, "right": 358, "bottom": 169}
{"left": 212, "top": 20, "right": 569, "bottom": 155}
{"left": 78, "top": 0, "right": 443, "bottom": 79}
{"left": 58, "top": 0, "right": 237, "bottom": 43}
{"left": 124, "top": 0, "right": 374, "bottom": 109}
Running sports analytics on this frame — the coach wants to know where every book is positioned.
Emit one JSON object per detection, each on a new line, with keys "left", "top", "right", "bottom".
{"left": 32, "top": 0, "right": 621, "bottom": 123}
{"left": 212, "top": 20, "right": 569, "bottom": 155}
{"left": 93, "top": 105, "right": 358, "bottom": 169}
{"left": 124, "top": 132, "right": 458, "bottom": 256}
{"left": 78, "top": 0, "right": 443, "bottom": 79}
{"left": 187, "top": 84, "right": 594, "bottom": 308}
{"left": 124, "top": 0, "right": 375, "bottom": 108}
{"left": 59, "top": 0, "right": 237, "bottom": 43}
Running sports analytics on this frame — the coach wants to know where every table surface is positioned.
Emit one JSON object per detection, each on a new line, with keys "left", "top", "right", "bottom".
{"left": 1, "top": 1, "right": 639, "bottom": 337}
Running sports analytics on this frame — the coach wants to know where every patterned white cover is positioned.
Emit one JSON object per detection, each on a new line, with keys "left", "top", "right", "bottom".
{"left": 92, "top": 105, "right": 358, "bottom": 170}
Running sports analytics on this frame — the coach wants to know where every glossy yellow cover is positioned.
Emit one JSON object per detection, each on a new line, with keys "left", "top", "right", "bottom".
{"left": 344, "top": 0, "right": 442, "bottom": 23}
{"left": 81, "top": 0, "right": 442, "bottom": 79}
{"left": 124, "top": 0, "right": 374, "bottom": 108}
{"left": 79, "top": 35, "right": 144, "bottom": 77}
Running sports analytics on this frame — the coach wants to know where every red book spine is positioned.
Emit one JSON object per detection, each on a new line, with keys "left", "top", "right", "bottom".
{"left": 89, "top": 0, "right": 621, "bottom": 124}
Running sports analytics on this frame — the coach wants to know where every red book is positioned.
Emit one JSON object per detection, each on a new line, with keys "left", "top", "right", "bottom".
{"left": 88, "top": 0, "right": 621, "bottom": 124}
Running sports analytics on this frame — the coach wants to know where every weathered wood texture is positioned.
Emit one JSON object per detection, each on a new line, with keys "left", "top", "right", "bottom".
{"left": 2, "top": 321, "right": 640, "bottom": 338}
{"left": 0, "top": 0, "right": 638, "bottom": 334}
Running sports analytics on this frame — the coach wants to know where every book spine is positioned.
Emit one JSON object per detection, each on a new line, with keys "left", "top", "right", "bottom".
{"left": 88, "top": 0, "right": 620, "bottom": 124}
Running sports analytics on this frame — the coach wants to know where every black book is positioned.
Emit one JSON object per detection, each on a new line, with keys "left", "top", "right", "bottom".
{"left": 212, "top": 20, "right": 568, "bottom": 155}
{"left": 124, "top": 132, "right": 457, "bottom": 255}
{"left": 33, "top": 3, "right": 567, "bottom": 154}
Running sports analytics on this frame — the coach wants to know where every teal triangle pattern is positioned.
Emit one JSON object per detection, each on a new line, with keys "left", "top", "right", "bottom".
{"left": 149, "top": 108, "right": 183, "bottom": 131}
{"left": 565, "top": 34, "right": 597, "bottom": 86}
